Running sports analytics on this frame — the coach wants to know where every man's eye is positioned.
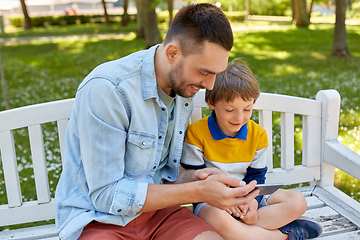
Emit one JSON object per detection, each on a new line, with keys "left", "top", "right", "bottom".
{"left": 226, "top": 109, "right": 233, "bottom": 112}
{"left": 199, "top": 71, "right": 208, "bottom": 76}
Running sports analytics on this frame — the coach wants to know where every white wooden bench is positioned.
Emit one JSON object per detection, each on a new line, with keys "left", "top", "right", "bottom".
{"left": 0, "top": 89, "right": 359, "bottom": 239}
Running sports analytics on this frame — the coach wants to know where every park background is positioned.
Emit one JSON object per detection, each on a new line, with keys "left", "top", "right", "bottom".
{"left": 0, "top": 0, "right": 359, "bottom": 230}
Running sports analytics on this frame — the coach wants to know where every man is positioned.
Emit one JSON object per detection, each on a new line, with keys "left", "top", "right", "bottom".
{"left": 55, "top": 3, "right": 259, "bottom": 240}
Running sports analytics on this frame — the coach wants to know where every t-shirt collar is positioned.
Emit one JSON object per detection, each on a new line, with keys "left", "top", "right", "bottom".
{"left": 208, "top": 110, "right": 248, "bottom": 141}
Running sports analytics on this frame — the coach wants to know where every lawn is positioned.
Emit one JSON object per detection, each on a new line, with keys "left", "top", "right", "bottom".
{"left": 0, "top": 21, "right": 359, "bottom": 220}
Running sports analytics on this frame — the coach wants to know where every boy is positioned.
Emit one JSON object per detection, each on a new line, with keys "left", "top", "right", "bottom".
{"left": 181, "top": 59, "right": 323, "bottom": 240}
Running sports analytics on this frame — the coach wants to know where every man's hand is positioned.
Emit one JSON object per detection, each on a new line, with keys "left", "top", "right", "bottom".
{"left": 197, "top": 176, "right": 258, "bottom": 210}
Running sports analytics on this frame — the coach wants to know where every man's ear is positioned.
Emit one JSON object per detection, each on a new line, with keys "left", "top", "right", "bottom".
{"left": 165, "top": 43, "right": 181, "bottom": 65}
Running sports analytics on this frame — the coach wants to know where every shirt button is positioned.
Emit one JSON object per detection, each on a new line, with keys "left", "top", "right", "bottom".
{"left": 153, "top": 165, "right": 157, "bottom": 169}
{"left": 173, "top": 159, "right": 177, "bottom": 163}
{"left": 159, "top": 135, "right": 162, "bottom": 139}
{"left": 185, "top": 103, "right": 189, "bottom": 107}
{"left": 168, "top": 176, "right": 172, "bottom": 179}
{"left": 179, "top": 131, "right": 183, "bottom": 134}
{"left": 117, "top": 209, "right": 121, "bottom": 213}
{"left": 161, "top": 108, "right": 166, "bottom": 111}
{"left": 142, "top": 141, "right": 146, "bottom": 146}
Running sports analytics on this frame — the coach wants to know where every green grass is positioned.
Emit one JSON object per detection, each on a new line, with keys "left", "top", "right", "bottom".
{"left": 0, "top": 22, "right": 359, "bottom": 231}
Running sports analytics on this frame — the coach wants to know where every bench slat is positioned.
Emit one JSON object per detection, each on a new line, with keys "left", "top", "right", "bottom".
{"left": 0, "top": 200, "right": 55, "bottom": 226}
{"left": 0, "top": 130, "right": 22, "bottom": 207}
{"left": 258, "top": 110, "right": 273, "bottom": 172}
{"left": 0, "top": 223, "right": 57, "bottom": 240}
{"left": 0, "top": 99, "right": 74, "bottom": 132}
{"left": 318, "top": 230, "right": 360, "bottom": 239}
{"left": 281, "top": 112, "right": 294, "bottom": 170}
{"left": 320, "top": 217, "right": 358, "bottom": 237}
{"left": 255, "top": 93, "right": 321, "bottom": 117}
{"left": 28, "top": 124, "right": 51, "bottom": 204}
{"left": 57, "top": 119, "right": 69, "bottom": 167}
{"left": 266, "top": 166, "right": 320, "bottom": 185}
{"left": 302, "top": 115, "right": 321, "bottom": 167}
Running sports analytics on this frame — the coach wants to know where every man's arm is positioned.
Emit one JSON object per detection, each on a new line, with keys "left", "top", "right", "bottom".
{"left": 140, "top": 170, "right": 259, "bottom": 213}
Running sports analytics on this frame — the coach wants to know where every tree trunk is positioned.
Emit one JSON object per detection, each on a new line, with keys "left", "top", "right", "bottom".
{"left": 332, "top": 0, "right": 351, "bottom": 57}
{"left": 307, "top": 0, "right": 314, "bottom": 21}
{"left": 135, "top": 0, "right": 145, "bottom": 38}
{"left": 291, "top": 0, "right": 296, "bottom": 21}
{"left": 20, "top": 0, "right": 32, "bottom": 30}
{"left": 142, "top": 0, "right": 161, "bottom": 48}
{"left": 122, "top": 0, "right": 129, "bottom": 26}
{"left": 293, "top": 0, "right": 310, "bottom": 27}
{"left": 102, "top": 0, "right": 110, "bottom": 26}
{"left": 167, "top": 0, "right": 173, "bottom": 27}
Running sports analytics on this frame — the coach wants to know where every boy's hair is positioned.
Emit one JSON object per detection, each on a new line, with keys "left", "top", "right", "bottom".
{"left": 163, "top": 3, "right": 233, "bottom": 56}
{"left": 205, "top": 58, "right": 260, "bottom": 106}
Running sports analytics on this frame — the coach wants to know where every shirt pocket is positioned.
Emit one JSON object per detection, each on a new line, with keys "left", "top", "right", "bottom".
{"left": 124, "top": 132, "right": 157, "bottom": 178}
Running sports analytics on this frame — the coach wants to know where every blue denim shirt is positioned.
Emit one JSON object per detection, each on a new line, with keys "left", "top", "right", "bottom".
{"left": 55, "top": 45, "right": 193, "bottom": 240}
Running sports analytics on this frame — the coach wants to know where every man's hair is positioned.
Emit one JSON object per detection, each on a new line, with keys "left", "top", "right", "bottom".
{"left": 205, "top": 58, "right": 260, "bottom": 106}
{"left": 163, "top": 3, "right": 233, "bottom": 56}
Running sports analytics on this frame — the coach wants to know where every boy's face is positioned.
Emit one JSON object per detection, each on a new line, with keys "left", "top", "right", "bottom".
{"left": 209, "top": 97, "right": 254, "bottom": 137}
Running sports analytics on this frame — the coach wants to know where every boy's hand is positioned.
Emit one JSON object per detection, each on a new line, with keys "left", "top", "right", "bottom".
{"left": 240, "top": 198, "right": 258, "bottom": 225}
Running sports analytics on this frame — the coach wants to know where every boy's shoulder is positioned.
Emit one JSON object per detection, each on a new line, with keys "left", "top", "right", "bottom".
{"left": 247, "top": 119, "right": 267, "bottom": 134}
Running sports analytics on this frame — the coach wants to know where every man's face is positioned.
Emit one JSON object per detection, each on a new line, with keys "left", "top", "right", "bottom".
{"left": 168, "top": 41, "right": 229, "bottom": 98}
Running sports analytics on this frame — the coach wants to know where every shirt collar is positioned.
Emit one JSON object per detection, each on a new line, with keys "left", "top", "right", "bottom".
{"left": 208, "top": 110, "right": 248, "bottom": 141}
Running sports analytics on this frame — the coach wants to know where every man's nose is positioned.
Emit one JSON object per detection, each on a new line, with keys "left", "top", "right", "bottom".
{"left": 201, "top": 75, "right": 217, "bottom": 91}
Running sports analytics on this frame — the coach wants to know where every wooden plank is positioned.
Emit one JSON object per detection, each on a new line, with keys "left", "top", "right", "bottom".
{"left": 324, "top": 140, "right": 360, "bottom": 180}
{"left": 57, "top": 119, "right": 69, "bottom": 166}
{"left": 303, "top": 206, "right": 340, "bottom": 222}
{"left": 306, "top": 196, "right": 325, "bottom": 209}
{"left": 0, "top": 130, "right": 22, "bottom": 208}
{"left": 258, "top": 110, "right": 273, "bottom": 172}
{"left": 266, "top": 166, "right": 320, "bottom": 185}
{"left": 281, "top": 112, "right": 294, "bottom": 170}
{"left": 302, "top": 115, "right": 321, "bottom": 167}
{"left": 0, "top": 98, "right": 74, "bottom": 132}
{"left": 316, "top": 90, "right": 340, "bottom": 187}
{"left": 255, "top": 93, "right": 322, "bottom": 117}
{"left": 28, "top": 124, "right": 50, "bottom": 204}
{"left": 0, "top": 200, "right": 55, "bottom": 227}
{"left": 320, "top": 217, "right": 357, "bottom": 237}
{"left": 0, "top": 224, "right": 57, "bottom": 240}
{"left": 318, "top": 230, "right": 360, "bottom": 239}
{"left": 314, "top": 186, "right": 360, "bottom": 227}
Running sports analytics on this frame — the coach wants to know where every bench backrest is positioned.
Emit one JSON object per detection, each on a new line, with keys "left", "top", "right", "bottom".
{"left": 0, "top": 89, "right": 340, "bottom": 228}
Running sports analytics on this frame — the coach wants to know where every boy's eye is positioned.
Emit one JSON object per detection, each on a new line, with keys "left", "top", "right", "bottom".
{"left": 244, "top": 109, "right": 251, "bottom": 112}
{"left": 226, "top": 109, "right": 234, "bottom": 112}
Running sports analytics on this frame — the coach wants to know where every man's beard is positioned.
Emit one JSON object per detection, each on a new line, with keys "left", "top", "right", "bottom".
{"left": 168, "top": 60, "right": 195, "bottom": 98}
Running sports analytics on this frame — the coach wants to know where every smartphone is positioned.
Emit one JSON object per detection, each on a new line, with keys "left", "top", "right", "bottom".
{"left": 255, "top": 183, "right": 284, "bottom": 195}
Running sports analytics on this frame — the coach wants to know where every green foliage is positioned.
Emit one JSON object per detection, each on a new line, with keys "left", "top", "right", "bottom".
{"left": 8, "top": 14, "right": 137, "bottom": 28}
{"left": 349, "top": 1, "right": 360, "bottom": 18}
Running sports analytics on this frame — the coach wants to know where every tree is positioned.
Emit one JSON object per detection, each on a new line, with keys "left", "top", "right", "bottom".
{"left": 293, "top": 0, "right": 310, "bottom": 27}
{"left": 167, "top": 0, "right": 173, "bottom": 27}
{"left": 135, "top": 0, "right": 145, "bottom": 38}
{"left": 122, "top": 0, "right": 129, "bottom": 26}
{"left": 102, "top": 0, "right": 110, "bottom": 26}
{"left": 332, "top": 0, "right": 351, "bottom": 56}
{"left": 136, "top": 0, "right": 161, "bottom": 48}
{"left": 20, "top": 0, "right": 32, "bottom": 30}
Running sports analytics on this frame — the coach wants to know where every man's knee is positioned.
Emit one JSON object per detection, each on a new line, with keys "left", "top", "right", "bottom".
{"left": 193, "top": 230, "right": 224, "bottom": 240}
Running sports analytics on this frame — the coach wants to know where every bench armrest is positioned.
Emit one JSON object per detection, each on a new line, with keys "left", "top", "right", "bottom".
{"left": 324, "top": 139, "right": 360, "bottom": 180}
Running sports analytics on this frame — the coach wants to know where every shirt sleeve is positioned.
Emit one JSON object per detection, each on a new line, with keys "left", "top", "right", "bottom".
{"left": 181, "top": 124, "right": 206, "bottom": 169}
{"left": 76, "top": 78, "right": 148, "bottom": 217}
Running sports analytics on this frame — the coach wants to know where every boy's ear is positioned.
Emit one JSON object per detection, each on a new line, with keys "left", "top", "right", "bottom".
{"left": 165, "top": 43, "right": 181, "bottom": 65}
{"left": 207, "top": 100, "right": 215, "bottom": 110}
